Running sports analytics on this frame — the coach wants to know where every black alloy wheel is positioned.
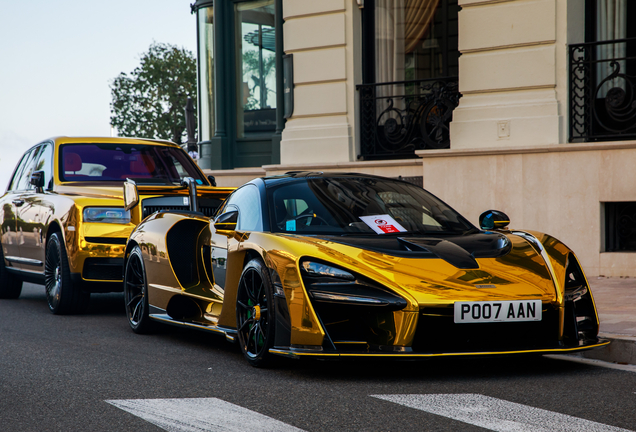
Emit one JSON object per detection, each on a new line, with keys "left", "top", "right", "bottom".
{"left": 236, "top": 258, "right": 275, "bottom": 367}
{"left": 0, "top": 246, "right": 22, "bottom": 299}
{"left": 123, "top": 245, "right": 154, "bottom": 334}
{"left": 44, "top": 232, "right": 90, "bottom": 314}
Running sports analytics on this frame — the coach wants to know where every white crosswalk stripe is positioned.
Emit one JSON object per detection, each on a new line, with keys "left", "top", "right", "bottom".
{"left": 372, "top": 394, "right": 633, "bottom": 432}
{"left": 107, "top": 397, "right": 305, "bottom": 432}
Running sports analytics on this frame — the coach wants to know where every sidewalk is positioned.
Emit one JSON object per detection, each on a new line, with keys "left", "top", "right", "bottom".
{"left": 580, "top": 277, "right": 636, "bottom": 365}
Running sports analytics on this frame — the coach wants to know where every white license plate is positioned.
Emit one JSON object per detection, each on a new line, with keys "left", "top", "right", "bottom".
{"left": 454, "top": 300, "right": 542, "bottom": 323}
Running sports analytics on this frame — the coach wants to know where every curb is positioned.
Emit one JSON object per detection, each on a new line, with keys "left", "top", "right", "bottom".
{"left": 577, "top": 333, "right": 636, "bottom": 365}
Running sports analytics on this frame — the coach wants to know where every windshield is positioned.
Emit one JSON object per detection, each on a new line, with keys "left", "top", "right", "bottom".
{"left": 268, "top": 177, "right": 475, "bottom": 236}
{"left": 58, "top": 143, "right": 207, "bottom": 184}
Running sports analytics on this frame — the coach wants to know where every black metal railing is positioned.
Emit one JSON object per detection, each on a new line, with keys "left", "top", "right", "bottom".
{"left": 569, "top": 38, "right": 636, "bottom": 142}
{"left": 357, "top": 78, "right": 460, "bottom": 160}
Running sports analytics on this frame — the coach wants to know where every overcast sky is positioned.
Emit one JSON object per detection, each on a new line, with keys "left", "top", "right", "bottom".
{"left": 0, "top": 0, "right": 197, "bottom": 189}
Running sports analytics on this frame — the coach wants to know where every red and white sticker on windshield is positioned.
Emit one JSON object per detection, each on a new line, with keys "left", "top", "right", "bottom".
{"left": 359, "top": 215, "right": 407, "bottom": 234}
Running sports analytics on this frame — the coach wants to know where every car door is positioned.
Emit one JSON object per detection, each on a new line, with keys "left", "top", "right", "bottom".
{"left": 211, "top": 184, "right": 263, "bottom": 291}
{"left": 1, "top": 147, "right": 39, "bottom": 269}
{"left": 16, "top": 143, "right": 54, "bottom": 272}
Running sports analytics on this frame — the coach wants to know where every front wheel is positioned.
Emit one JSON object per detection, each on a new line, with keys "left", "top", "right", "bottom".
{"left": 236, "top": 258, "right": 276, "bottom": 367}
{"left": 44, "top": 232, "right": 90, "bottom": 314}
{"left": 123, "top": 245, "right": 154, "bottom": 334}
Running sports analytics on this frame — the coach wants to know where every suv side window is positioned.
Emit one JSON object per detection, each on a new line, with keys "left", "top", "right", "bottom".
{"left": 16, "top": 146, "right": 43, "bottom": 191}
{"left": 32, "top": 143, "right": 54, "bottom": 190}
{"left": 8, "top": 147, "right": 37, "bottom": 192}
{"left": 222, "top": 185, "right": 262, "bottom": 231}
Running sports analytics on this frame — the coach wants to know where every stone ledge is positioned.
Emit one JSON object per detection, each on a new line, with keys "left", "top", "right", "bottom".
{"left": 416, "top": 141, "right": 636, "bottom": 159}
{"left": 262, "top": 158, "right": 422, "bottom": 172}
{"left": 203, "top": 167, "right": 266, "bottom": 177}
{"left": 579, "top": 334, "right": 636, "bottom": 365}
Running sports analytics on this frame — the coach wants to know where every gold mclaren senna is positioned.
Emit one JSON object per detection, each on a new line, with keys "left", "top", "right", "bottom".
{"left": 122, "top": 172, "right": 608, "bottom": 367}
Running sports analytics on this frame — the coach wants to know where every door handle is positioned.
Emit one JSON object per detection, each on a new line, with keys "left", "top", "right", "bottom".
{"left": 12, "top": 199, "right": 25, "bottom": 207}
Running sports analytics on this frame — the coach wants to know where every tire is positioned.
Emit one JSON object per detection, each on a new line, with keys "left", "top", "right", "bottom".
{"left": 236, "top": 258, "right": 276, "bottom": 367}
{"left": 44, "top": 232, "right": 90, "bottom": 314}
{"left": 123, "top": 246, "right": 154, "bottom": 334}
{"left": 0, "top": 246, "right": 22, "bottom": 299}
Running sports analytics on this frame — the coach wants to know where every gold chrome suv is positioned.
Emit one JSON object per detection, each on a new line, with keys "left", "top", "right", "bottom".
{"left": 0, "top": 137, "right": 232, "bottom": 314}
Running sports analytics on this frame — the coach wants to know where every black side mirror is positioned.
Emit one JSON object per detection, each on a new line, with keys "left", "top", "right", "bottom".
{"left": 479, "top": 210, "right": 510, "bottom": 230}
{"left": 208, "top": 175, "right": 217, "bottom": 187}
{"left": 30, "top": 171, "right": 45, "bottom": 191}
{"left": 214, "top": 210, "right": 238, "bottom": 231}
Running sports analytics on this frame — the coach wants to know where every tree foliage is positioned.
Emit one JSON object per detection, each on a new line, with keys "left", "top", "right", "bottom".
{"left": 110, "top": 43, "right": 197, "bottom": 144}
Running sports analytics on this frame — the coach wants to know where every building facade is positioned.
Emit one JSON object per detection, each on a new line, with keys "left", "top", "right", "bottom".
{"left": 192, "top": 0, "right": 636, "bottom": 277}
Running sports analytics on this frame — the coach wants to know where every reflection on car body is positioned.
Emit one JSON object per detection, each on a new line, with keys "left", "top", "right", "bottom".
{"left": 0, "top": 136, "right": 233, "bottom": 314}
{"left": 122, "top": 172, "right": 609, "bottom": 367}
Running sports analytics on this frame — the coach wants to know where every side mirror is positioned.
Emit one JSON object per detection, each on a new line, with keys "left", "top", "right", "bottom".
{"left": 214, "top": 210, "right": 238, "bottom": 231}
{"left": 479, "top": 210, "right": 510, "bottom": 230}
{"left": 208, "top": 175, "right": 217, "bottom": 187}
{"left": 30, "top": 171, "right": 45, "bottom": 192}
{"left": 123, "top": 179, "right": 139, "bottom": 211}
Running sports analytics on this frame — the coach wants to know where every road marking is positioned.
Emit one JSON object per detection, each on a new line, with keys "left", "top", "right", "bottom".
{"left": 107, "top": 397, "right": 304, "bottom": 432}
{"left": 545, "top": 354, "right": 636, "bottom": 373}
{"left": 372, "top": 394, "right": 633, "bottom": 432}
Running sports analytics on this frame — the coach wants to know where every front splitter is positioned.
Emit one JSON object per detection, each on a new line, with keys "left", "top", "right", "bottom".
{"left": 269, "top": 339, "right": 610, "bottom": 360}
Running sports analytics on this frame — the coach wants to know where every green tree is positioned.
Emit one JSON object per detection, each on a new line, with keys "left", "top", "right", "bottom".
{"left": 110, "top": 43, "right": 197, "bottom": 144}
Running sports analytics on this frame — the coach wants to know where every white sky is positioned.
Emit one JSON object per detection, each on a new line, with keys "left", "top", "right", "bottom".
{"left": 0, "top": 0, "right": 198, "bottom": 190}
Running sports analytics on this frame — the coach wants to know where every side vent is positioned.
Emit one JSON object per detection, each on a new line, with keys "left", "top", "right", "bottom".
{"left": 166, "top": 295, "right": 202, "bottom": 321}
{"left": 166, "top": 219, "right": 208, "bottom": 288}
{"left": 563, "top": 253, "right": 599, "bottom": 346}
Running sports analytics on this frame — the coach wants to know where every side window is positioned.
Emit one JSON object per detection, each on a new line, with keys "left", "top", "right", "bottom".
{"left": 9, "top": 147, "right": 38, "bottom": 192}
{"left": 32, "top": 144, "right": 54, "bottom": 190}
{"left": 222, "top": 185, "right": 262, "bottom": 231}
{"left": 8, "top": 152, "right": 32, "bottom": 191}
{"left": 18, "top": 146, "right": 43, "bottom": 191}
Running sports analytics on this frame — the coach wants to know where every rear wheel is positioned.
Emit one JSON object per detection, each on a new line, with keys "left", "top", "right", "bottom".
{"left": 44, "top": 232, "right": 90, "bottom": 314}
{"left": 0, "top": 246, "right": 22, "bottom": 299}
{"left": 123, "top": 246, "right": 154, "bottom": 334}
{"left": 236, "top": 258, "right": 275, "bottom": 367}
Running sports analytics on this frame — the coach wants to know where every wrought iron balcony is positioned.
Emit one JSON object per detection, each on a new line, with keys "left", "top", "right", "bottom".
{"left": 569, "top": 37, "right": 636, "bottom": 142}
{"left": 357, "top": 78, "right": 460, "bottom": 160}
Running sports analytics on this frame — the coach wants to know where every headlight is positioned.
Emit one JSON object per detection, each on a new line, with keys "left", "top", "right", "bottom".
{"left": 301, "top": 261, "right": 355, "bottom": 280}
{"left": 83, "top": 207, "right": 131, "bottom": 224}
{"left": 299, "top": 259, "right": 407, "bottom": 310}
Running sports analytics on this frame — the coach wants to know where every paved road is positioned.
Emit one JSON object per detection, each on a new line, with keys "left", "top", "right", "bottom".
{"left": 1, "top": 283, "right": 636, "bottom": 431}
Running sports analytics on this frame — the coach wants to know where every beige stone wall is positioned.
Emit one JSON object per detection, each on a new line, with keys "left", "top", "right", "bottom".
{"left": 279, "top": 0, "right": 360, "bottom": 165}
{"left": 417, "top": 142, "right": 636, "bottom": 277}
{"left": 451, "top": 0, "right": 584, "bottom": 149}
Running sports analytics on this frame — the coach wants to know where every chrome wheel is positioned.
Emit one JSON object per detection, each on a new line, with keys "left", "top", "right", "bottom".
{"left": 44, "top": 232, "right": 89, "bottom": 314}
{"left": 236, "top": 259, "right": 275, "bottom": 367}
{"left": 124, "top": 246, "right": 153, "bottom": 333}
{"left": 44, "top": 246, "right": 62, "bottom": 310}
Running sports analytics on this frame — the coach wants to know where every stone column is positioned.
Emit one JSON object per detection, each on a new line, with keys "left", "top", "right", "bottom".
{"left": 280, "top": 0, "right": 361, "bottom": 165}
{"left": 450, "top": 0, "right": 584, "bottom": 149}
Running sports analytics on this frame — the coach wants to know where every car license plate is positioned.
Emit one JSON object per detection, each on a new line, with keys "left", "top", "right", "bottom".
{"left": 454, "top": 300, "right": 542, "bottom": 323}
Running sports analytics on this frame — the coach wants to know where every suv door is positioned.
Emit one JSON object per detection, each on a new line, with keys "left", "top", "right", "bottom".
{"left": 1, "top": 147, "right": 40, "bottom": 269}
{"left": 16, "top": 143, "right": 54, "bottom": 272}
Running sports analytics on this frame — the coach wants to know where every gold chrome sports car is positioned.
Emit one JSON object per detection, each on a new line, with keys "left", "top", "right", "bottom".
{"left": 0, "top": 137, "right": 232, "bottom": 314}
{"left": 122, "top": 172, "right": 608, "bottom": 367}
